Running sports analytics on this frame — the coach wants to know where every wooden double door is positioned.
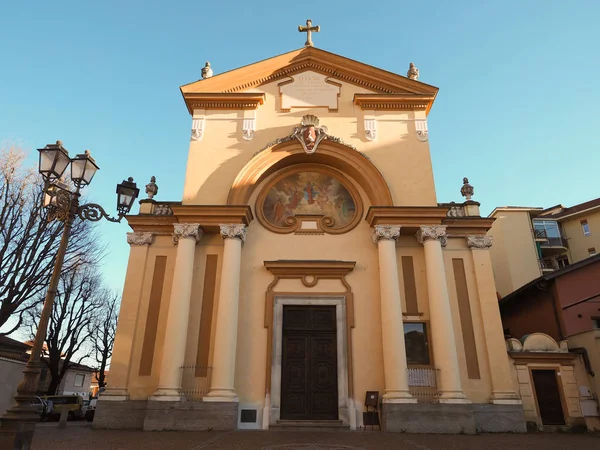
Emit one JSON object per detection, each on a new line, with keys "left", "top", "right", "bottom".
{"left": 280, "top": 305, "right": 338, "bottom": 420}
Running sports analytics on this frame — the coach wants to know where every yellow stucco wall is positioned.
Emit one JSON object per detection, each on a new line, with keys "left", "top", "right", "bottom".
{"left": 561, "top": 210, "right": 600, "bottom": 263}
{"left": 182, "top": 78, "right": 437, "bottom": 207}
{"left": 108, "top": 66, "right": 513, "bottom": 416}
{"left": 488, "top": 210, "right": 541, "bottom": 296}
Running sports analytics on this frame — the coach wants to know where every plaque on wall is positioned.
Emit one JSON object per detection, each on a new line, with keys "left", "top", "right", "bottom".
{"left": 279, "top": 71, "right": 341, "bottom": 112}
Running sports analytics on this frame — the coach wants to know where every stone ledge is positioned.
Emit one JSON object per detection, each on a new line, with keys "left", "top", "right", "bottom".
{"left": 472, "top": 403, "right": 527, "bottom": 433}
{"left": 143, "top": 400, "right": 238, "bottom": 431}
{"left": 381, "top": 403, "right": 526, "bottom": 434}
{"left": 382, "top": 403, "right": 477, "bottom": 434}
{"left": 93, "top": 400, "right": 147, "bottom": 430}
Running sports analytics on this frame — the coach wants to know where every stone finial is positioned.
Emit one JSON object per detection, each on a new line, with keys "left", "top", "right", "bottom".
{"left": 407, "top": 62, "right": 419, "bottom": 80}
{"left": 145, "top": 176, "right": 158, "bottom": 199}
{"left": 201, "top": 61, "right": 213, "bottom": 79}
{"left": 460, "top": 177, "right": 474, "bottom": 201}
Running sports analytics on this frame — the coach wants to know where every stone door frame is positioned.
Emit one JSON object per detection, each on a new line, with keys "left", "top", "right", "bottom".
{"left": 269, "top": 296, "right": 350, "bottom": 426}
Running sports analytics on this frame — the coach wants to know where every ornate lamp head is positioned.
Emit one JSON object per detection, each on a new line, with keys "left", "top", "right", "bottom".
{"left": 38, "top": 141, "right": 71, "bottom": 182}
{"left": 116, "top": 177, "right": 140, "bottom": 215}
{"left": 71, "top": 150, "right": 99, "bottom": 188}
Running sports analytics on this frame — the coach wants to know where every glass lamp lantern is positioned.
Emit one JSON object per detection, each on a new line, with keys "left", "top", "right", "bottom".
{"left": 43, "top": 179, "right": 72, "bottom": 209}
{"left": 71, "top": 150, "right": 100, "bottom": 187}
{"left": 38, "top": 141, "right": 71, "bottom": 182}
{"left": 116, "top": 177, "right": 140, "bottom": 215}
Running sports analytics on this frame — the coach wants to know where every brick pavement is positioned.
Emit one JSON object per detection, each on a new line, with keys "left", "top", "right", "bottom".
{"left": 31, "top": 423, "right": 599, "bottom": 450}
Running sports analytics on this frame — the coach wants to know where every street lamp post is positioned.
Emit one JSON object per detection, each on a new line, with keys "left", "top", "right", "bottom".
{"left": 0, "top": 141, "right": 139, "bottom": 449}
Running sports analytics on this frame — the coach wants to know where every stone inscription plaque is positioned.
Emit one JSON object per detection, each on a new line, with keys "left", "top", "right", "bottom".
{"left": 279, "top": 71, "right": 341, "bottom": 111}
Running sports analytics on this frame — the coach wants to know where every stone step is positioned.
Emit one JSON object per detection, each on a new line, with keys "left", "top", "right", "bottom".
{"left": 271, "top": 420, "right": 350, "bottom": 431}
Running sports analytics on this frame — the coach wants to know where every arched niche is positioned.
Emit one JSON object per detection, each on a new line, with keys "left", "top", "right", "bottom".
{"left": 226, "top": 140, "right": 393, "bottom": 207}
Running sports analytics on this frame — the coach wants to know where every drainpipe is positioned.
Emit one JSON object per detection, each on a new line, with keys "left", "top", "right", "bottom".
{"left": 569, "top": 347, "right": 595, "bottom": 377}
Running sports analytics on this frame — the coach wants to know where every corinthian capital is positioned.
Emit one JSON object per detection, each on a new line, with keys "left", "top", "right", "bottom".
{"left": 127, "top": 232, "right": 153, "bottom": 246}
{"left": 467, "top": 235, "right": 493, "bottom": 249}
{"left": 220, "top": 224, "right": 247, "bottom": 243}
{"left": 173, "top": 223, "right": 202, "bottom": 245}
{"left": 372, "top": 225, "right": 401, "bottom": 244}
{"left": 416, "top": 225, "right": 447, "bottom": 247}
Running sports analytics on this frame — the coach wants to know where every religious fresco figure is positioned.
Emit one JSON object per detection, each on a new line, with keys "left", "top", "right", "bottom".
{"left": 304, "top": 181, "right": 317, "bottom": 204}
{"left": 273, "top": 196, "right": 286, "bottom": 226}
{"left": 262, "top": 171, "right": 356, "bottom": 229}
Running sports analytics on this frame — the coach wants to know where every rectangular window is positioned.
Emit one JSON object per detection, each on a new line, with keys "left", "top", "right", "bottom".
{"left": 589, "top": 248, "right": 597, "bottom": 256}
{"left": 581, "top": 220, "right": 591, "bottom": 236}
{"left": 404, "top": 322, "right": 430, "bottom": 365}
{"left": 593, "top": 318, "right": 600, "bottom": 329}
{"left": 73, "top": 373, "right": 85, "bottom": 387}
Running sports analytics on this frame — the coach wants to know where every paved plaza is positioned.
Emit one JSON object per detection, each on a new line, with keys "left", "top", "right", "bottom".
{"left": 31, "top": 423, "right": 599, "bottom": 450}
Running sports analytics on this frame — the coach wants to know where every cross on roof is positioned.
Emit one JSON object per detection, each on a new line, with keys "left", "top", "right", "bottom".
{"left": 298, "top": 19, "right": 320, "bottom": 47}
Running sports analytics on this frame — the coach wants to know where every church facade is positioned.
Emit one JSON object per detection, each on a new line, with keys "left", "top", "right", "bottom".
{"left": 95, "top": 38, "right": 526, "bottom": 433}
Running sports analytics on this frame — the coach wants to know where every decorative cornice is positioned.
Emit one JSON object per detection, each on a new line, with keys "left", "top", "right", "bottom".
{"left": 154, "top": 204, "right": 174, "bottom": 216}
{"left": 264, "top": 260, "right": 356, "bottom": 282}
{"left": 126, "top": 232, "right": 153, "bottom": 246}
{"left": 467, "top": 235, "right": 493, "bottom": 249}
{"left": 366, "top": 206, "right": 449, "bottom": 227}
{"left": 173, "top": 223, "right": 202, "bottom": 245}
{"left": 353, "top": 94, "right": 434, "bottom": 112}
{"left": 180, "top": 47, "right": 439, "bottom": 116}
{"left": 416, "top": 225, "right": 447, "bottom": 247}
{"left": 220, "top": 224, "right": 247, "bottom": 243}
{"left": 183, "top": 93, "right": 266, "bottom": 114}
{"left": 127, "top": 205, "right": 253, "bottom": 235}
{"left": 372, "top": 225, "right": 401, "bottom": 244}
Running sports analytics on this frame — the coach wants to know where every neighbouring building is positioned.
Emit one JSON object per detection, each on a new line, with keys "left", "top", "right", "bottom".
{"left": 488, "top": 197, "right": 600, "bottom": 297}
{"left": 506, "top": 333, "right": 598, "bottom": 432}
{"left": 54, "top": 362, "right": 94, "bottom": 400}
{"left": 499, "top": 255, "right": 600, "bottom": 431}
{"left": 0, "top": 335, "right": 94, "bottom": 409}
{"left": 96, "top": 25, "right": 526, "bottom": 433}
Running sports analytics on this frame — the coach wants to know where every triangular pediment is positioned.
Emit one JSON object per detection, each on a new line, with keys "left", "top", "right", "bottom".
{"left": 180, "top": 47, "right": 438, "bottom": 97}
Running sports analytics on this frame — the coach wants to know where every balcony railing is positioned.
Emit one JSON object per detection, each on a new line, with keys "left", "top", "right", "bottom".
{"left": 541, "top": 236, "right": 569, "bottom": 248}
{"left": 408, "top": 368, "right": 440, "bottom": 403}
{"left": 534, "top": 229, "right": 569, "bottom": 248}
{"left": 539, "top": 259, "right": 556, "bottom": 271}
{"left": 179, "top": 365, "right": 212, "bottom": 401}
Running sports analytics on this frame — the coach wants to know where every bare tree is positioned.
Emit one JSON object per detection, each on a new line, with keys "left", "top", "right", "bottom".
{"left": 26, "top": 266, "right": 105, "bottom": 394}
{"left": 92, "top": 290, "right": 119, "bottom": 389}
{"left": 0, "top": 144, "right": 102, "bottom": 335}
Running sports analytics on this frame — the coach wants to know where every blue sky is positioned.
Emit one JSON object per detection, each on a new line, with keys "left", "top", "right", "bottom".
{"left": 1, "top": 1, "right": 599, "bottom": 293}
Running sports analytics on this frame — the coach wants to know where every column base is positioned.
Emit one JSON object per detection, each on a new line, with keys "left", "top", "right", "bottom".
{"left": 438, "top": 390, "right": 470, "bottom": 404}
{"left": 99, "top": 387, "right": 129, "bottom": 402}
{"left": 203, "top": 388, "right": 238, "bottom": 402}
{"left": 148, "top": 388, "right": 183, "bottom": 402}
{"left": 382, "top": 390, "right": 417, "bottom": 404}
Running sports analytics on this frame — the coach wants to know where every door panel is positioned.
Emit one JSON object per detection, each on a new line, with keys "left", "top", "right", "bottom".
{"left": 280, "top": 306, "right": 338, "bottom": 420}
{"left": 532, "top": 370, "right": 566, "bottom": 425}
